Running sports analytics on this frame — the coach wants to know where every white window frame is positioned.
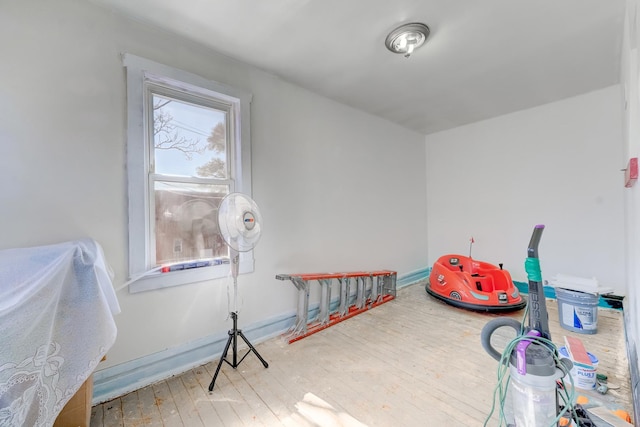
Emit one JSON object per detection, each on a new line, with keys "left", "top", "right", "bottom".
{"left": 123, "top": 54, "right": 253, "bottom": 293}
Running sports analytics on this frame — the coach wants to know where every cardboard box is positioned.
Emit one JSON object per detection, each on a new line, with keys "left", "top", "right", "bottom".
{"left": 54, "top": 375, "right": 93, "bottom": 427}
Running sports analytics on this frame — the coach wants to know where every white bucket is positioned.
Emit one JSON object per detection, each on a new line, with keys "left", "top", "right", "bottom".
{"left": 558, "top": 346, "right": 599, "bottom": 390}
{"left": 555, "top": 287, "right": 599, "bottom": 334}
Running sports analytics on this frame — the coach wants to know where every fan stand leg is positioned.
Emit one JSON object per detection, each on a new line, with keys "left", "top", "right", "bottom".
{"left": 208, "top": 311, "right": 268, "bottom": 392}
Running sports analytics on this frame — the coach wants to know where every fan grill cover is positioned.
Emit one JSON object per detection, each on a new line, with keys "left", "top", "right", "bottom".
{"left": 217, "top": 193, "right": 262, "bottom": 252}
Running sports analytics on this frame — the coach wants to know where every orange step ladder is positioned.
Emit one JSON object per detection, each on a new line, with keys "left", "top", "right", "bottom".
{"left": 276, "top": 270, "right": 397, "bottom": 343}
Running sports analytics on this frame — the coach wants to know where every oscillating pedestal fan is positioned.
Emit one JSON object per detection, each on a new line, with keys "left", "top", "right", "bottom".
{"left": 208, "top": 193, "right": 268, "bottom": 392}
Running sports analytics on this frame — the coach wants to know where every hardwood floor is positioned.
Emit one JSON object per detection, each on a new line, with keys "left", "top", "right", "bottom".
{"left": 91, "top": 282, "right": 633, "bottom": 426}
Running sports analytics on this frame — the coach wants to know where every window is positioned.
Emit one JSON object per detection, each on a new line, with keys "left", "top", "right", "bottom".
{"left": 124, "top": 54, "right": 253, "bottom": 293}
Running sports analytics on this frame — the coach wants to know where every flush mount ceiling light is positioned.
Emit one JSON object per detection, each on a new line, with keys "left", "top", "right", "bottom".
{"left": 385, "top": 22, "right": 430, "bottom": 58}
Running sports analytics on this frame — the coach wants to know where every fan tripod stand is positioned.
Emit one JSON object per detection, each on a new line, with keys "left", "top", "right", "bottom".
{"left": 208, "top": 311, "right": 269, "bottom": 391}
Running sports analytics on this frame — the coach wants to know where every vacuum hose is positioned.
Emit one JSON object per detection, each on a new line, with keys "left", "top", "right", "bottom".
{"left": 480, "top": 224, "right": 549, "bottom": 361}
{"left": 480, "top": 317, "right": 523, "bottom": 362}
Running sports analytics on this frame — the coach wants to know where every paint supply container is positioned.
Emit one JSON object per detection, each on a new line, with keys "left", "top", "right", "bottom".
{"left": 558, "top": 346, "right": 599, "bottom": 390}
{"left": 555, "top": 287, "right": 598, "bottom": 334}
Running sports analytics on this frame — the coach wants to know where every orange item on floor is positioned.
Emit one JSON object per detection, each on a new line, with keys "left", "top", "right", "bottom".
{"left": 613, "top": 409, "right": 632, "bottom": 423}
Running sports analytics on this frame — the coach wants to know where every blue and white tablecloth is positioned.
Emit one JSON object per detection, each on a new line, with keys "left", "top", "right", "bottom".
{"left": 0, "top": 239, "right": 120, "bottom": 426}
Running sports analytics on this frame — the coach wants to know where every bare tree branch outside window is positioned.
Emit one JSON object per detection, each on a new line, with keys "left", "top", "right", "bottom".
{"left": 153, "top": 99, "right": 205, "bottom": 160}
{"left": 153, "top": 98, "right": 227, "bottom": 178}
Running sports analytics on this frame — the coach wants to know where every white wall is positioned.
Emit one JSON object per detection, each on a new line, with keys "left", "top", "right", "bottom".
{"left": 621, "top": 0, "right": 640, "bottom": 411}
{"left": 0, "top": 0, "right": 427, "bottom": 371}
{"left": 425, "top": 86, "right": 626, "bottom": 294}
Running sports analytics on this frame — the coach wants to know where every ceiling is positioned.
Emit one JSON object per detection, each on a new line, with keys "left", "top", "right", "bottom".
{"left": 90, "top": 0, "right": 626, "bottom": 135}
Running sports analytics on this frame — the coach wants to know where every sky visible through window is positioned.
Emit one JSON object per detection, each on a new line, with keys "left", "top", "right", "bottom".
{"left": 154, "top": 96, "right": 226, "bottom": 177}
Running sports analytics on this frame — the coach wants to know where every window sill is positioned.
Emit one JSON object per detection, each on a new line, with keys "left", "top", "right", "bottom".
{"left": 128, "top": 256, "right": 254, "bottom": 293}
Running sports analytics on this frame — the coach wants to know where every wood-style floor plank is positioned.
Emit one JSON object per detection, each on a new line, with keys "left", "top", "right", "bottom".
{"left": 192, "top": 363, "right": 244, "bottom": 426}
{"left": 91, "top": 282, "right": 634, "bottom": 426}
{"left": 136, "top": 384, "right": 164, "bottom": 427}
{"left": 120, "top": 389, "right": 143, "bottom": 427}
{"left": 152, "top": 380, "right": 184, "bottom": 427}
{"left": 99, "top": 399, "right": 123, "bottom": 427}
{"left": 165, "top": 375, "right": 205, "bottom": 426}
{"left": 179, "top": 369, "right": 223, "bottom": 425}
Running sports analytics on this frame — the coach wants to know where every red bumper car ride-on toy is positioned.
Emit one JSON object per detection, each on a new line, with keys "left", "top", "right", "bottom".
{"left": 426, "top": 254, "right": 526, "bottom": 312}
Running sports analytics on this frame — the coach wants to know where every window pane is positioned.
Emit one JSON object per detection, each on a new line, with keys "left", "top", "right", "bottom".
{"left": 154, "top": 181, "right": 229, "bottom": 265}
{"left": 152, "top": 94, "right": 228, "bottom": 179}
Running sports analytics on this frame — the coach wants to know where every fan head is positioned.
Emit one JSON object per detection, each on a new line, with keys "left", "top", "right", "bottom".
{"left": 217, "top": 193, "right": 262, "bottom": 252}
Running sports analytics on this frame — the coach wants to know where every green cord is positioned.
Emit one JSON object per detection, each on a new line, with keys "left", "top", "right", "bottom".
{"left": 483, "top": 334, "right": 577, "bottom": 427}
{"left": 484, "top": 272, "right": 579, "bottom": 426}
